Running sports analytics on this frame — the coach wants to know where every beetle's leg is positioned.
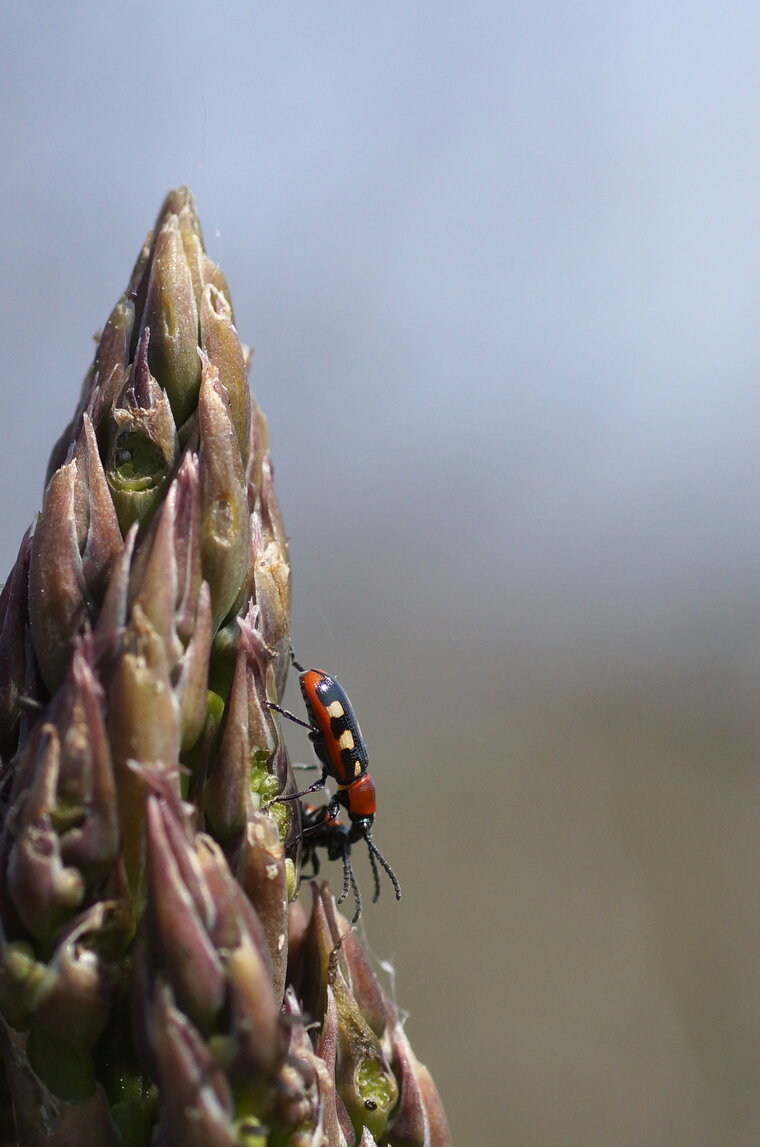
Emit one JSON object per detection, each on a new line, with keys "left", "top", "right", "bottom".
{"left": 335, "top": 842, "right": 362, "bottom": 924}
{"left": 300, "top": 846, "right": 321, "bottom": 879}
{"left": 347, "top": 860, "right": 362, "bottom": 924}
{"left": 266, "top": 772, "right": 329, "bottom": 809}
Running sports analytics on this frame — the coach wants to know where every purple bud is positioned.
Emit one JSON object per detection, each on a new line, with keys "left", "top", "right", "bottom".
{"left": 144, "top": 795, "right": 225, "bottom": 1032}
{"left": 25, "top": 901, "right": 129, "bottom": 1052}
{"left": 4, "top": 726, "right": 85, "bottom": 938}
{"left": 149, "top": 981, "right": 236, "bottom": 1147}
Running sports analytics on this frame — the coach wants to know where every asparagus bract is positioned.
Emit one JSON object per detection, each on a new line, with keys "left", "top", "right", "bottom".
{"left": 0, "top": 188, "right": 451, "bottom": 1146}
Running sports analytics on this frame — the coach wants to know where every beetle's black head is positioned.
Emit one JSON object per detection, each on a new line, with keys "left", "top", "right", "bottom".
{"left": 347, "top": 814, "right": 374, "bottom": 842}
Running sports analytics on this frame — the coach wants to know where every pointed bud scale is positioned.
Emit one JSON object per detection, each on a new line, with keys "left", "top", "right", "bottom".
{"left": 162, "top": 452, "right": 204, "bottom": 648}
{"left": 413, "top": 1059, "right": 453, "bottom": 1147}
{"left": 44, "top": 293, "right": 133, "bottom": 486}
{"left": 125, "top": 227, "right": 152, "bottom": 331}
{"left": 198, "top": 356, "right": 250, "bottom": 631}
{"left": 205, "top": 259, "right": 234, "bottom": 315}
{"left": 246, "top": 400, "right": 270, "bottom": 502}
{"left": 266, "top": 1018, "right": 323, "bottom": 1143}
{"left": 108, "top": 604, "right": 181, "bottom": 770}
{"left": 138, "top": 765, "right": 206, "bottom": 902}
{"left": 82, "top": 297, "right": 135, "bottom": 466}
{"left": 174, "top": 579, "right": 213, "bottom": 752}
{"left": 142, "top": 214, "right": 201, "bottom": 429}
{"left": 194, "top": 834, "right": 273, "bottom": 977}
{"left": 149, "top": 981, "right": 237, "bottom": 1147}
{"left": 45, "top": 418, "right": 82, "bottom": 494}
{"left": 295, "top": 882, "right": 333, "bottom": 1029}
{"left": 239, "top": 615, "right": 279, "bottom": 746}
{"left": 4, "top": 726, "right": 85, "bottom": 938}
{"left": 92, "top": 296, "right": 134, "bottom": 399}
{"left": 30, "top": 416, "right": 122, "bottom": 695}
{"left": 225, "top": 931, "right": 286, "bottom": 1088}
{"left": 249, "top": 509, "right": 291, "bottom": 687}
{"left": 315, "top": 985, "right": 355, "bottom": 1147}
{"left": 36, "top": 639, "right": 118, "bottom": 882}
{"left": 200, "top": 283, "right": 251, "bottom": 466}
{"left": 330, "top": 957, "right": 398, "bottom": 1143}
{"left": 238, "top": 615, "right": 296, "bottom": 807}
{"left": 140, "top": 445, "right": 207, "bottom": 621}
{"left": 27, "top": 459, "right": 84, "bottom": 695}
{"left": 236, "top": 812, "right": 289, "bottom": 1005}
{"left": 93, "top": 522, "right": 137, "bottom": 647}
{"left": 192, "top": 836, "right": 285, "bottom": 1086}
{"left": 107, "top": 605, "right": 181, "bottom": 896}
{"left": 144, "top": 796, "right": 225, "bottom": 1033}
{"left": 305, "top": 890, "right": 398, "bottom": 1141}
{"left": 76, "top": 417, "right": 124, "bottom": 601}
{"left": 385, "top": 1020, "right": 453, "bottom": 1147}
{"left": 128, "top": 454, "right": 213, "bottom": 750}
{"left": 128, "top": 476, "right": 185, "bottom": 668}
{"left": 172, "top": 195, "right": 207, "bottom": 308}
{"left": 258, "top": 449, "right": 288, "bottom": 557}
{"left": 155, "top": 188, "right": 233, "bottom": 324}
{"left": 204, "top": 614, "right": 282, "bottom": 840}
{"left": 24, "top": 901, "right": 129, "bottom": 1053}
{"left": 203, "top": 626, "right": 256, "bottom": 841}
{"left": 384, "top": 1022, "right": 427, "bottom": 1147}
{"left": 328, "top": 905, "right": 387, "bottom": 1040}
{"left": 285, "top": 899, "right": 310, "bottom": 1001}
{"left": 158, "top": 187, "right": 203, "bottom": 234}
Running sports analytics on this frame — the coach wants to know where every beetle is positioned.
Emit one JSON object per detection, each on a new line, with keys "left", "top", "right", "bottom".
{"left": 267, "top": 651, "right": 401, "bottom": 915}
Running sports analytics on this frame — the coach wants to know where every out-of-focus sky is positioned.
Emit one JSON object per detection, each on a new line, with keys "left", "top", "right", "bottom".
{"left": 3, "top": 4, "right": 760, "bottom": 1143}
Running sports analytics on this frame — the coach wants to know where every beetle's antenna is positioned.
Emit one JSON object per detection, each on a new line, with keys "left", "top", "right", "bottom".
{"left": 367, "top": 841, "right": 382, "bottom": 903}
{"left": 365, "top": 830, "right": 402, "bottom": 903}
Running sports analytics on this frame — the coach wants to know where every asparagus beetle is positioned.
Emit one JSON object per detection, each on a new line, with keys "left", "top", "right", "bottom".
{"left": 268, "top": 652, "right": 401, "bottom": 918}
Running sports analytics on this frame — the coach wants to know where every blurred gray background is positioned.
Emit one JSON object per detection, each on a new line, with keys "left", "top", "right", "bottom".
{"left": 3, "top": 3, "right": 760, "bottom": 1143}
